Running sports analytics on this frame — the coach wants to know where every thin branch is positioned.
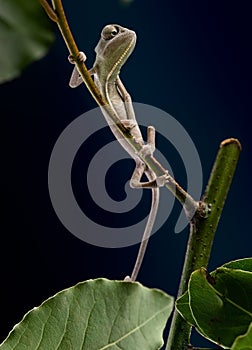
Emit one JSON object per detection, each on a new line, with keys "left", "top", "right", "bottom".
{"left": 39, "top": 0, "right": 58, "bottom": 22}
{"left": 51, "top": 0, "right": 113, "bottom": 108}
{"left": 40, "top": 0, "right": 199, "bottom": 217}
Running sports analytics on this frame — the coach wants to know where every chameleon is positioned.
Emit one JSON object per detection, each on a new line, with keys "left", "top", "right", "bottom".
{"left": 68, "top": 24, "right": 169, "bottom": 281}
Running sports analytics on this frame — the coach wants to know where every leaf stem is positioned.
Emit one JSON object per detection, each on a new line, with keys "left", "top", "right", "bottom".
{"left": 166, "top": 138, "right": 241, "bottom": 350}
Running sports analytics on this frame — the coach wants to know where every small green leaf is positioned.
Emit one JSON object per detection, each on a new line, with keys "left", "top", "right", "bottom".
{"left": 231, "top": 323, "right": 252, "bottom": 350}
{"left": 188, "top": 268, "right": 252, "bottom": 348}
{"left": 0, "top": 278, "right": 173, "bottom": 350}
{"left": 210, "top": 266, "right": 252, "bottom": 313}
{"left": 0, "top": 0, "right": 54, "bottom": 83}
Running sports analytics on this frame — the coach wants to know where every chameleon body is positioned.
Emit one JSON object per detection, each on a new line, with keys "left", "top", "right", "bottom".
{"left": 69, "top": 24, "right": 168, "bottom": 281}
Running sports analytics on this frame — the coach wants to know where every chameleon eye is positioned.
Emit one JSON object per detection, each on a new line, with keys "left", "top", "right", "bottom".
{"left": 111, "top": 29, "right": 118, "bottom": 36}
{"left": 102, "top": 25, "right": 119, "bottom": 40}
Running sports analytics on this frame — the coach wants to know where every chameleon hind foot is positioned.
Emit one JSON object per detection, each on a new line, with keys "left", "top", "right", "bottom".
{"left": 155, "top": 171, "right": 170, "bottom": 187}
{"left": 137, "top": 125, "right": 156, "bottom": 158}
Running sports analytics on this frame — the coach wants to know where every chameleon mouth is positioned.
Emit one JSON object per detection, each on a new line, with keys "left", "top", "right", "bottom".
{"left": 108, "top": 34, "right": 136, "bottom": 80}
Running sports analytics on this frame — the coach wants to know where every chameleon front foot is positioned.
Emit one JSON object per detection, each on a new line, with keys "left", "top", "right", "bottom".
{"left": 68, "top": 51, "right": 87, "bottom": 64}
{"left": 68, "top": 51, "right": 88, "bottom": 88}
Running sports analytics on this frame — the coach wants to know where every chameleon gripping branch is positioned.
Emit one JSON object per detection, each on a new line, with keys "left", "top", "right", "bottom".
{"left": 69, "top": 25, "right": 170, "bottom": 282}
{"left": 40, "top": 0, "right": 202, "bottom": 281}
{"left": 40, "top": 0, "right": 200, "bottom": 215}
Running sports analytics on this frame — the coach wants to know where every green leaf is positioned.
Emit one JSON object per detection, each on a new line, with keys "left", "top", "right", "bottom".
{"left": 0, "top": 278, "right": 173, "bottom": 350}
{"left": 210, "top": 266, "right": 252, "bottom": 313}
{"left": 0, "top": 0, "right": 54, "bottom": 83}
{"left": 176, "top": 290, "right": 212, "bottom": 341}
{"left": 223, "top": 258, "right": 252, "bottom": 272}
{"left": 176, "top": 291, "right": 196, "bottom": 327}
{"left": 231, "top": 323, "right": 252, "bottom": 350}
{"left": 188, "top": 268, "right": 252, "bottom": 348}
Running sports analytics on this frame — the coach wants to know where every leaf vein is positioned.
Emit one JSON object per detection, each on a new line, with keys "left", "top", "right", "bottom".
{"left": 99, "top": 304, "right": 170, "bottom": 350}
{"left": 80, "top": 289, "right": 96, "bottom": 349}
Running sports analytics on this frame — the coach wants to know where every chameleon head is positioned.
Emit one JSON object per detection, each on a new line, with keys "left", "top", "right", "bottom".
{"left": 94, "top": 24, "right": 137, "bottom": 80}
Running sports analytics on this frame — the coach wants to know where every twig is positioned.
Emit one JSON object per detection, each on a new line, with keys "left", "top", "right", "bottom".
{"left": 39, "top": 0, "right": 58, "bottom": 22}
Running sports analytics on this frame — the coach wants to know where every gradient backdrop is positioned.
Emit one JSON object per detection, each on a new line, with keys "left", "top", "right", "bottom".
{"left": 1, "top": 1, "right": 251, "bottom": 347}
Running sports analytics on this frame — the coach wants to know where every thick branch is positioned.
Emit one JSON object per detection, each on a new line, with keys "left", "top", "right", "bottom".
{"left": 166, "top": 138, "right": 241, "bottom": 350}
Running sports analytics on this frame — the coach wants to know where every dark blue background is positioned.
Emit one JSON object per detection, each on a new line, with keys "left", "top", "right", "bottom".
{"left": 1, "top": 1, "right": 251, "bottom": 347}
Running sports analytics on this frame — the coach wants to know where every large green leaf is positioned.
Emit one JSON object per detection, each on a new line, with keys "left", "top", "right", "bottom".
{"left": 0, "top": 278, "right": 173, "bottom": 350}
{"left": 231, "top": 322, "right": 252, "bottom": 350}
{"left": 0, "top": 0, "right": 54, "bottom": 83}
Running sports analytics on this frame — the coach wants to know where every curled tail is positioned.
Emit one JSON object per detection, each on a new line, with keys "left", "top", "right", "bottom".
{"left": 127, "top": 169, "right": 160, "bottom": 282}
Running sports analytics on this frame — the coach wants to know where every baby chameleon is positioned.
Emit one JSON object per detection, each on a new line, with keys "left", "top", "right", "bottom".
{"left": 69, "top": 24, "right": 169, "bottom": 281}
